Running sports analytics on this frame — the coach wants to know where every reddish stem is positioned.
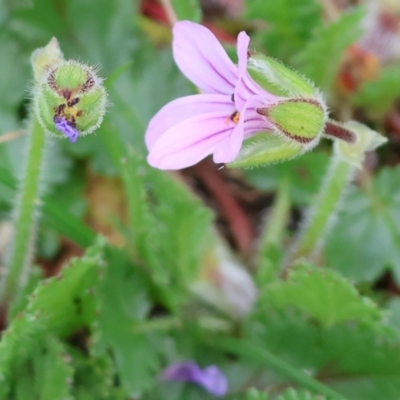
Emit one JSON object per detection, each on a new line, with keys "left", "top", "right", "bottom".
{"left": 192, "top": 159, "right": 254, "bottom": 255}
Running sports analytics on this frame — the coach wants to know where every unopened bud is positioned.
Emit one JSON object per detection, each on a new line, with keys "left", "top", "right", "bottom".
{"left": 230, "top": 98, "right": 327, "bottom": 168}
{"left": 262, "top": 98, "right": 326, "bottom": 146}
{"left": 31, "top": 39, "right": 107, "bottom": 143}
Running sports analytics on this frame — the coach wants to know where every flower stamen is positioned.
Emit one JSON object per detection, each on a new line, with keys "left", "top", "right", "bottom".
{"left": 230, "top": 110, "right": 240, "bottom": 124}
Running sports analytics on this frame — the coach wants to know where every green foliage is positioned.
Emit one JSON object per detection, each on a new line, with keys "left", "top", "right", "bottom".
{"left": 276, "top": 389, "right": 332, "bottom": 400}
{"left": 244, "top": 151, "right": 330, "bottom": 206}
{"left": 246, "top": 259, "right": 400, "bottom": 399}
{"left": 245, "top": 0, "right": 323, "bottom": 62}
{"left": 353, "top": 65, "right": 400, "bottom": 115}
{"left": 69, "top": 347, "right": 126, "bottom": 400}
{"left": 9, "top": 337, "right": 73, "bottom": 400}
{"left": 121, "top": 150, "right": 215, "bottom": 309}
{"left": 0, "top": 239, "right": 105, "bottom": 396}
{"left": 295, "top": 7, "right": 364, "bottom": 90}
{"left": 97, "top": 248, "right": 160, "bottom": 394}
{"left": 248, "top": 308, "right": 400, "bottom": 400}
{"left": 1, "top": 0, "right": 400, "bottom": 398}
{"left": 171, "top": 0, "right": 202, "bottom": 22}
{"left": 262, "top": 262, "right": 382, "bottom": 327}
{"left": 325, "top": 166, "right": 400, "bottom": 283}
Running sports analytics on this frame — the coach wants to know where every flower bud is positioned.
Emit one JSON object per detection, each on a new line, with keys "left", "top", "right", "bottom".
{"left": 261, "top": 98, "right": 326, "bottom": 146}
{"left": 230, "top": 98, "right": 327, "bottom": 168}
{"left": 31, "top": 39, "right": 107, "bottom": 143}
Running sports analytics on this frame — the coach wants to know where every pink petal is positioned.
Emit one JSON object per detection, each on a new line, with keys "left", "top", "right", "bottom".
{"left": 242, "top": 108, "right": 276, "bottom": 138}
{"left": 173, "top": 21, "right": 238, "bottom": 94}
{"left": 213, "top": 95, "right": 276, "bottom": 163}
{"left": 145, "top": 94, "right": 234, "bottom": 149}
{"left": 213, "top": 120, "right": 244, "bottom": 163}
{"left": 236, "top": 31, "right": 250, "bottom": 76}
{"left": 148, "top": 112, "right": 235, "bottom": 170}
{"left": 233, "top": 31, "right": 279, "bottom": 108}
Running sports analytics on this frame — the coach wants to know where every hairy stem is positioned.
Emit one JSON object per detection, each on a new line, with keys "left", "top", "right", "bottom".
{"left": 285, "top": 156, "right": 354, "bottom": 268}
{"left": 1, "top": 118, "right": 46, "bottom": 304}
{"left": 260, "top": 178, "right": 290, "bottom": 251}
{"left": 257, "top": 179, "right": 290, "bottom": 280}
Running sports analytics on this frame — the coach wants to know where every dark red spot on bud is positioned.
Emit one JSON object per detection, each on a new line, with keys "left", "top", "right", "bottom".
{"left": 80, "top": 74, "right": 95, "bottom": 93}
{"left": 67, "top": 97, "right": 80, "bottom": 107}
{"left": 62, "top": 89, "right": 72, "bottom": 100}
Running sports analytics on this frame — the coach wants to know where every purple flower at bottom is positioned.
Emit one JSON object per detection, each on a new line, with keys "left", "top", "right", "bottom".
{"left": 145, "top": 21, "right": 280, "bottom": 170}
{"left": 54, "top": 116, "right": 79, "bottom": 143}
{"left": 160, "top": 361, "right": 228, "bottom": 397}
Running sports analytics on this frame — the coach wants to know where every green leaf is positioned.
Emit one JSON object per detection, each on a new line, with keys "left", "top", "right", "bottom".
{"left": 261, "top": 262, "right": 382, "bottom": 327}
{"left": 171, "top": 0, "right": 202, "bottom": 22}
{"left": 119, "top": 150, "right": 214, "bottom": 309}
{"left": 0, "top": 238, "right": 105, "bottom": 396}
{"left": 247, "top": 308, "right": 400, "bottom": 400}
{"left": 98, "top": 248, "right": 160, "bottom": 395}
{"left": 0, "top": 166, "right": 96, "bottom": 248}
{"left": 10, "top": 336, "right": 74, "bottom": 400}
{"left": 325, "top": 166, "right": 400, "bottom": 283}
{"left": 70, "top": 346, "right": 127, "bottom": 400}
{"left": 353, "top": 65, "right": 400, "bottom": 115}
{"left": 276, "top": 389, "right": 332, "bottom": 400}
{"left": 32, "top": 337, "right": 74, "bottom": 400}
{"left": 241, "top": 388, "right": 269, "bottom": 400}
{"left": 245, "top": 0, "right": 323, "bottom": 62}
{"left": 296, "top": 7, "right": 364, "bottom": 90}
{"left": 244, "top": 151, "right": 330, "bottom": 206}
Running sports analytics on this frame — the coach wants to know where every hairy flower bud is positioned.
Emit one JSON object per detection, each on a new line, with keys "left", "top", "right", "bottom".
{"left": 31, "top": 39, "right": 107, "bottom": 143}
{"left": 230, "top": 98, "right": 327, "bottom": 168}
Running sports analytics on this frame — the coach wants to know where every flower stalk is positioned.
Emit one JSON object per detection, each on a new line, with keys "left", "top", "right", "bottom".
{"left": 0, "top": 37, "right": 107, "bottom": 306}
{"left": 0, "top": 118, "right": 46, "bottom": 303}
{"left": 285, "top": 155, "right": 355, "bottom": 266}
{"left": 284, "top": 121, "right": 387, "bottom": 268}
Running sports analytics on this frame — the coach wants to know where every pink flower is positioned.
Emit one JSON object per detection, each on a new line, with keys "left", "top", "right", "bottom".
{"left": 145, "top": 21, "right": 281, "bottom": 170}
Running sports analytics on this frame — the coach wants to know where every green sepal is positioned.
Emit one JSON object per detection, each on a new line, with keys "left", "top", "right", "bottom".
{"left": 266, "top": 99, "right": 326, "bottom": 142}
{"left": 229, "top": 133, "right": 305, "bottom": 168}
{"left": 334, "top": 121, "right": 387, "bottom": 168}
{"left": 247, "top": 53, "right": 318, "bottom": 97}
{"left": 30, "top": 37, "right": 64, "bottom": 82}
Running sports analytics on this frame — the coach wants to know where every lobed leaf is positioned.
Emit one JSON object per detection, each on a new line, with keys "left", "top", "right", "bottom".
{"left": 325, "top": 166, "right": 400, "bottom": 283}
{"left": 261, "top": 262, "right": 382, "bottom": 327}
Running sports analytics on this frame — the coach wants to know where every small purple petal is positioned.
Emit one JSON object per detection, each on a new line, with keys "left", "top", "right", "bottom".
{"left": 54, "top": 116, "right": 79, "bottom": 143}
{"left": 173, "top": 21, "right": 238, "bottom": 95}
{"left": 145, "top": 94, "right": 234, "bottom": 149}
{"left": 161, "top": 361, "right": 228, "bottom": 397}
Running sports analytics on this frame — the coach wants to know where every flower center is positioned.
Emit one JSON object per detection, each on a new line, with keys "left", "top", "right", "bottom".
{"left": 54, "top": 97, "right": 82, "bottom": 127}
{"left": 230, "top": 110, "right": 240, "bottom": 125}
